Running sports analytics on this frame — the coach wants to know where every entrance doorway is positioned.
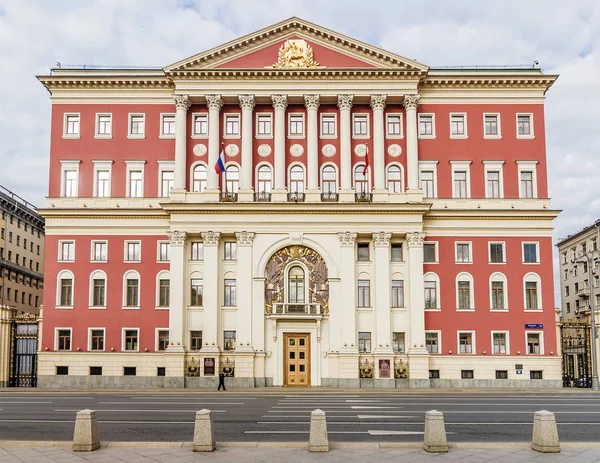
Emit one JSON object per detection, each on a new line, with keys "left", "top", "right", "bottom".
{"left": 284, "top": 333, "right": 310, "bottom": 387}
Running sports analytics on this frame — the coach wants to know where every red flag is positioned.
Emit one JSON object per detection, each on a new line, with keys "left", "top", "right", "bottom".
{"left": 362, "top": 143, "right": 369, "bottom": 176}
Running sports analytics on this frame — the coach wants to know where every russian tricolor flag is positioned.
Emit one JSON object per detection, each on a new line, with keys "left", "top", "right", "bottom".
{"left": 214, "top": 144, "right": 226, "bottom": 175}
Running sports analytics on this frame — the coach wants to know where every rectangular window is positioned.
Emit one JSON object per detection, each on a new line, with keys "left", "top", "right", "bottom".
{"left": 421, "top": 171, "right": 434, "bottom": 198}
{"left": 130, "top": 115, "right": 145, "bottom": 136}
{"left": 527, "top": 333, "right": 541, "bottom": 354}
{"left": 353, "top": 115, "right": 368, "bottom": 136}
{"left": 193, "top": 114, "right": 208, "bottom": 135}
{"left": 391, "top": 243, "right": 403, "bottom": 262}
{"left": 566, "top": 302, "right": 571, "bottom": 313}
{"left": 424, "top": 281, "right": 437, "bottom": 309}
{"left": 461, "top": 370, "right": 474, "bottom": 379}
{"left": 90, "top": 329, "right": 104, "bottom": 351}
{"left": 59, "top": 241, "right": 75, "bottom": 261}
{"left": 357, "top": 280, "right": 370, "bottom": 307}
{"left": 517, "top": 115, "right": 531, "bottom": 136}
{"left": 492, "top": 281, "right": 505, "bottom": 309}
{"left": 485, "top": 115, "right": 499, "bottom": 136}
{"left": 96, "top": 170, "right": 110, "bottom": 197}
{"left": 419, "top": 115, "right": 433, "bottom": 136}
{"left": 224, "top": 279, "right": 236, "bottom": 306}
{"left": 190, "top": 331, "right": 203, "bottom": 351}
{"left": 391, "top": 280, "right": 404, "bottom": 308}
{"left": 60, "top": 279, "right": 73, "bottom": 306}
{"left": 56, "top": 366, "right": 69, "bottom": 375}
{"left": 224, "top": 330, "right": 236, "bottom": 351}
{"left": 423, "top": 243, "right": 437, "bottom": 263}
{"left": 158, "top": 242, "right": 169, "bottom": 261}
{"left": 454, "top": 171, "right": 468, "bottom": 198}
{"left": 530, "top": 370, "right": 543, "bottom": 379}
{"left": 124, "top": 367, "right": 137, "bottom": 376}
{"left": 459, "top": 332, "right": 473, "bottom": 354}
{"left": 450, "top": 114, "right": 466, "bottom": 136}
{"left": 92, "top": 241, "right": 107, "bottom": 261}
{"left": 191, "top": 279, "right": 203, "bottom": 306}
{"left": 357, "top": 242, "right": 369, "bottom": 262}
{"left": 289, "top": 114, "right": 304, "bottom": 136}
{"left": 190, "top": 242, "right": 203, "bottom": 261}
{"left": 526, "top": 282, "right": 538, "bottom": 310}
{"left": 523, "top": 243, "right": 539, "bottom": 263}
{"left": 90, "top": 366, "right": 103, "bottom": 376}
{"left": 257, "top": 114, "right": 272, "bottom": 136}
{"left": 157, "top": 367, "right": 166, "bottom": 377}
{"left": 225, "top": 114, "right": 240, "bottom": 135}
{"left": 224, "top": 241, "right": 237, "bottom": 261}
{"left": 124, "top": 330, "right": 138, "bottom": 351}
{"left": 493, "top": 333, "right": 507, "bottom": 354}
{"left": 128, "top": 171, "right": 143, "bottom": 197}
{"left": 458, "top": 281, "right": 471, "bottom": 309}
{"left": 157, "top": 330, "right": 169, "bottom": 351}
{"left": 425, "top": 332, "right": 439, "bottom": 353}
{"left": 486, "top": 171, "right": 501, "bottom": 198}
{"left": 321, "top": 114, "right": 336, "bottom": 136}
{"left": 126, "top": 279, "right": 139, "bottom": 307}
{"left": 158, "top": 279, "right": 170, "bottom": 307}
{"left": 64, "top": 170, "right": 78, "bottom": 197}
{"left": 97, "top": 114, "right": 111, "bottom": 136}
{"left": 520, "top": 171, "right": 534, "bottom": 198}
{"left": 456, "top": 243, "right": 471, "bottom": 263}
{"left": 386, "top": 114, "right": 402, "bottom": 137}
{"left": 125, "top": 242, "right": 141, "bottom": 261}
{"left": 489, "top": 243, "right": 505, "bottom": 263}
{"left": 392, "top": 332, "right": 405, "bottom": 353}
{"left": 57, "top": 329, "right": 71, "bottom": 350}
{"left": 65, "top": 114, "right": 80, "bottom": 135}
{"left": 429, "top": 369, "right": 440, "bottom": 378}
{"left": 160, "top": 171, "right": 174, "bottom": 197}
{"left": 358, "top": 332, "right": 371, "bottom": 353}
{"left": 92, "top": 279, "right": 105, "bottom": 307}
{"left": 496, "top": 370, "right": 508, "bottom": 379}
{"left": 161, "top": 115, "right": 176, "bottom": 135}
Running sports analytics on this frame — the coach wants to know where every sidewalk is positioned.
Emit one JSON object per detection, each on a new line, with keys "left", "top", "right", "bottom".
{"left": 2, "top": 442, "right": 600, "bottom": 462}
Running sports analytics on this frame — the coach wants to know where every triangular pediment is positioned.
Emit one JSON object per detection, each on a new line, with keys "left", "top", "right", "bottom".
{"left": 165, "top": 17, "right": 429, "bottom": 73}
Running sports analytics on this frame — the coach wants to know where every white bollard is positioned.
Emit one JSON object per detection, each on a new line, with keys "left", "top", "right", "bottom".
{"left": 423, "top": 409, "right": 448, "bottom": 453}
{"left": 309, "top": 409, "right": 329, "bottom": 452}
{"left": 531, "top": 410, "right": 560, "bottom": 453}
{"left": 193, "top": 409, "right": 216, "bottom": 452}
{"left": 72, "top": 409, "right": 100, "bottom": 452}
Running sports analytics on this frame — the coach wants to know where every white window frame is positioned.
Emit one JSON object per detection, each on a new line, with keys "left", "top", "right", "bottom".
{"left": 95, "top": 113, "right": 112, "bottom": 139}
{"left": 122, "top": 327, "right": 140, "bottom": 352}
{"left": 288, "top": 162, "right": 306, "bottom": 193}
{"left": 418, "top": 113, "right": 436, "bottom": 139}
{"left": 89, "top": 270, "right": 107, "bottom": 309}
{"left": 419, "top": 161, "right": 438, "bottom": 198}
{"left": 191, "top": 112, "right": 209, "bottom": 138}
{"left": 90, "top": 240, "right": 108, "bottom": 262}
{"left": 88, "top": 327, "right": 106, "bottom": 351}
{"left": 255, "top": 162, "right": 273, "bottom": 193}
{"left": 125, "top": 160, "right": 146, "bottom": 198}
{"left": 255, "top": 112, "right": 273, "bottom": 139}
{"left": 190, "top": 161, "right": 208, "bottom": 193}
{"left": 450, "top": 161, "right": 472, "bottom": 199}
{"left": 122, "top": 270, "right": 141, "bottom": 309}
{"left": 488, "top": 241, "right": 506, "bottom": 264}
{"left": 57, "top": 240, "right": 75, "bottom": 262}
{"left": 320, "top": 163, "right": 338, "bottom": 194}
{"left": 155, "top": 328, "right": 170, "bottom": 352}
{"left": 523, "top": 272, "right": 542, "bottom": 311}
{"left": 157, "top": 160, "right": 175, "bottom": 198}
{"left": 156, "top": 270, "right": 170, "bottom": 310}
{"left": 352, "top": 113, "right": 370, "bottom": 139}
{"left": 386, "top": 162, "right": 404, "bottom": 193}
{"left": 319, "top": 113, "right": 337, "bottom": 139}
{"left": 59, "top": 160, "right": 81, "bottom": 197}
{"left": 385, "top": 113, "right": 404, "bottom": 139}
{"left": 489, "top": 272, "right": 509, "bottom": 311}
{"left": 525, "top": 331, "right": 544, "bottom": 355}
{"left": 425, "top": 330, "right": 442, "bottom": 354}
{"left": 456, "top": 272, "right": 475, "bottom": 311}
{"left": 288, "top": 113, "right": 305, "bottom": 138}
{"left": 455, "top": 241, "right": 473, "bottom": 264}
{"left": 63, "top": 113, "right": 80, "bottom": 139}
{"left": 124, "top": 240, "right": 142, "bottom": 263}
{"left": 491, "top": 330, "right": 510, "bottom": 355}
{"left": 424, "top": 272, "right": 441, "bottom": 311}
{"left": 483, "top": 161, "right": 505, "bottom": 199}
{"left": 449, "top": 112, "right": 468, "bottom": 139}
{"left": 522, "top": 241, "right": 540, "bottom": 264}
{"left": 127, "top": 113, "right": 145, "bottom": 139}
{"left": 457, "top": 330, "right": 476, "bottom": 355}
{"left": 517, "top": 161, "right": 538, "bottom": 199}
{"left": 423, "top": 241, "right": 439, "bottom": 264}
{"left": 223, "top": 113, "right": 241, "bottom": 139}
{"left": 159, "top": 113, "right": 176, "bottom": 138}
{"left": 516, "top": 113, "right": 535, "bottom": 139}
{"left": 483, "top": 113, "right": 502, "bottom": 139}
{"left": 54, "top": 327, "right": 72, "bottom": 351}
{"left": 157, "top": 241, "right": 170, "bottom": 262}
{"left": 92, "top": 160, "right": 113, "bottom": 198}
{"left": 56, "top": 270, "right": 75, "bottom": 309}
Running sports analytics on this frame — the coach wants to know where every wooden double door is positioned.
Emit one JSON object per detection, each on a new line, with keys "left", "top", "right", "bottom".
{"left": 284, "top": 333, "right": 310, "bottom": 387}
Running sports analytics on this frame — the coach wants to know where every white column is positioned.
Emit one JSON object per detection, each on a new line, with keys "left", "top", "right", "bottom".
{"left": 206, "top": 95, "right": 223, "bottom": 192}
{"left": 337, "top": 95, "right": 353, "bottom": 201}
{"left": 235, "top": 231, "right": 255, "bottom": 352}
{"left": 373, "top": 232, "right": 393, "bottom": 354}
{"left": 173, "top": 95, "right": 191, "bottom": 191}
{"left": 370, "top": 94, "right": 387, "bottom": 192}
{"left": 201, "top": 231, "right": 221, "bottom": 352}
{"left": 238, "top": 95, "right": 255, "bottom": 197}
{"left": 407, "top": 232, "right": 427, "bottom": 351}
{"left": 272, "top": 95, "right": 288, "bottom": 196}
{"left": 304, "top": 94, "right": 320, "bottom": 199}
{"left": 404, "top": 94, "right": 420, "bottom": 191}
{"left": 166, "top": 231, "right": 187, "bottom": 352}
{"left": 338, "top": 232, "right": 357, "bottom": 351}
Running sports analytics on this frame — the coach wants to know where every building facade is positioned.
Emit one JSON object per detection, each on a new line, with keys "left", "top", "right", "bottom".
{"left": 36, "top": 18, "right": 560, "bottom": 388}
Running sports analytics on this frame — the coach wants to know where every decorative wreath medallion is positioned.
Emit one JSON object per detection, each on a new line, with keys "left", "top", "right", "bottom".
{"left": 225, "top": 144, "right": 239, "bottom": 157}
{"left": 387, "top": 144, "right": 402, "bottom": 157}
{"left": 290, "top": 144, "right": 304, "bottom": 157}
{"left": 192, "top": 144, "right": 207, "bottom": 157}
{"left": 322, "top": 144, "right": 336, "bottom": 157}
{"left": 257, "top": 144, "right": 272, "bottom": 157}
{"left": 354, "top": 144, "right": 367, "bottom": 157}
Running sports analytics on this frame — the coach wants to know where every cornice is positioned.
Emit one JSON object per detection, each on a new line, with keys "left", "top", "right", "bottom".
{"left": 425, "top": 209, "right": 560, "bottom": 221}
{"left": 37, "top": 75, "right": 173, "bottom": 92}
{"left": 168, "top": 69, "right": 423, "bottom": 80}
{"left": 420, "top": 75, "right": 558, "bottom": 92}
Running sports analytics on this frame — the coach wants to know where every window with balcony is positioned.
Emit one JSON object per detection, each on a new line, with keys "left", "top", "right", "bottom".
{"left": 288, "top": 266, "right": 305, "bottom": 304}
{"left": 160, "top": 171, "right": 174, "bottom": 197}
{"left": 386, "top": 165, "right": 402, "bottom": 193}
{"left": 256, "top": 165, "right": 272, "bottom": 201}
{"left": 321, "top": 166, "right": 337, "bottom": 201}
{"left": 289, "top": 165, "right": 305, "bottom": 199}
{"left": 192, "top": 165, "right": 207, "bottom": 192}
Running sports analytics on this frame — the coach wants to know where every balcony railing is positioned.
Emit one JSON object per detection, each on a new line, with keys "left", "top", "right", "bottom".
{"left": 254, "top": 191, "right": 272, "bottom": 202}
{"left": 272, "top": 303, "right": 322, "bottom": 316}
{"left": 287, "top": 192, "right": 305, "bottom": 202}
{"left": 355, "top": 192, "right": 372, "bottom": 203}
{"left": 220, "top": 192, "right": 238, "bottom": 202}
{"left": 577, "top": 287, "right": 590, "bottom": 297}
{"left": 321, "top": 192, "right": 339, "bottom": 202}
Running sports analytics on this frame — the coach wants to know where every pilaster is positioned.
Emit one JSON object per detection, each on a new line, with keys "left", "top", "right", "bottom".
{"left": 373, "top": 232, "right": 393, "bottom": 354}
{"left": 404, "top": 94, "right": 420, "bottom": 191}
{"left": 239, "top": 95, "right": 255, "bottom": 201}
{"left": 272, "top": 94, "right": 288, "bottom": 199}
{"left": 338, "top": 232, "right": 358, "bottom": 352}
{"left": 0, "top": 307, "right": 13, "bottom": 387}
{"left": 305, "top": 94, "right": 320, "bottom": 201}
{"left": 206, "top": 94, "right": 223, "bottom": 194}
{"left": 235, "top": 231, "right": 255, "bottom": 352}
{"left": 370, "top": 94, "right": 387, "bottom": 194}
{"left": 201, "top": 231, "right": 221, "bottom": 353}
{"left": 173, "top": 94, "right": 191, "bottom": 192}
{"left": 338, "top": 95, "right": 354, "bottom": 202}
{"left": 166, "top": 231, "right": 187, "bottom": 353}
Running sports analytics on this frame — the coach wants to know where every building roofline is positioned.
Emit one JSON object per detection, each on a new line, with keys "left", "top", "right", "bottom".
{"left": 556, "top": 218, "right": 600, "bottom": 246}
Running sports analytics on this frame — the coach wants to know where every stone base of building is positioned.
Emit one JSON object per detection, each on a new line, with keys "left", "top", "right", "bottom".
{"left": 430, "top": 379, "right": 563, "bottom": 388}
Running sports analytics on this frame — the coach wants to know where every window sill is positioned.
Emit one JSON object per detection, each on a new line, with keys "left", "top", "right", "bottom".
{"left": 352, "top": 135, "right": 369, "bottom": 139}
{"left": 94, "top": 134, "right": 112, "bottom": 139}
{"left": 523, "top": 262, "right": 541, "bottom": 265}
{"left": 256, "top": 134, "right": 273, "bottom": 139}
{"left": 517, "top": 135, "right": 535, "bottom": 140}
{"left": 91, "top": 260, "right": 108, "bottom": 263}
{"left": 222, "top": 306, "right": 237, "bottom": 309}
{"left": 56, "top": 306, "right": 74, "bottom": 310}
{"left": 123, "top": 349, "right": 140, "bottom": 353}
{"left": 122, "top": 306, "right": 140, "bottom": 310}
{"left": 391, "top": 307, "right": 407, "bottom": 312}
{"left": 450, "top": 135, "right": 468, "bottom": 139}
{"left": 89, "top": 306, "right": 107, "bottom": 310}
{"left": 524, "top": 309, "right": 543, "bottom": 312}
{"left": 484, "top": 135, "right": 502, "bottom": 140}
{"left": 424, "top": 261, "right": 439, "bottom": 264}
{"left": 489, "top": 262, "right": 507, "bottom": 265}
{"left": 159, "top": 134, "right": 176, "bottom": 139}
{"left": 288, "top": 134, "right": 305, "bottom": 139}
{"left": 418, "top": 135, "right": 436, "bottom": 139}
{"left": 188, "top": 306, "right": 204, "bottom": 310}
{"left": 124, "top": 260, "right": 142, "bottom": 264}
{"left": 385, "top": 135, "right": 404, "bottom": 139}
{"left": 127, "top": 134, "right": 145, "bottom": 139}
{"left": 424, "top": 308, "right": 441, "bottom": 312}
{"left": 456, "top": 308, "right": 475, "bottom": 312}
{"left": 490, "top": 308, "right": 509, "bottom": 312}
{"left": 191, "top": 134, "right": 209, "bottom": 139}
{"left": 223, "top": 134, "right": 241, "bottom": 139}
{"left": 57, "top": 259, "right": 75, "bottom": 263}
{"left": 320, "top": 135, "right": 338, "bottom": 139}
{"left": 155, "top": 306, "right": 169, "bottom": 310}
{"left": 357, "top": 307, "right": 373, "bottom": 311}
{"left": 390, "top": 260, "right": 405, "bottom": 264}
{"left": 62, "top": 134, "right": 80, "bottom": 139}
{"left": 156, "top": 260, "right": 170, "bottom": 264}
{"left": 455, "top": 261, "right": 473, "bottom": 264}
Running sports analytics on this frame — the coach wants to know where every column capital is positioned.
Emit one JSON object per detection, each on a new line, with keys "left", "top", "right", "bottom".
{"left": 205, "top": 94, "right": 224, "bottom": 111}
{"left": 406, "top": 232, "right": 426, "bottom": 248}
{"left": 338, "top": 232, "right": 357, "bottom": 246}
{"left": 403, "top": 93, "right": 420, "bottom": 111}
{"left": 304, "top": 94, "right": 320, "bottom": 111}
{"left": 235, "top": 231, "right": 255, "bottom": 246}
{"left": 239, "top": 94, "right": 255, "bottom": 111}
{"left": 337, "top": 94, "right": 354, "bottom": 111}
{"left": 173, "top": 94, "right": 191, "bottom": 111}
{"left": 372, "top": 232, "right": 391, "bottom": 247}
{"left": 167, "top": 230, "right": 187, "bottom": 247}
{"left": 271, "top": 94, "right": 288, "bottom": 110}
{"left": 370, "top": 94, "right": 387, "bottom": 111}
{"left": 201, "top": 231, "right": 221, "bottom": 246}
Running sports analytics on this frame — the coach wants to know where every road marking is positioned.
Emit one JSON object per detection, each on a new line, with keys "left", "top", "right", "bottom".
{"left": 268, "top": 410, "right": 363, "bottom": 413}
{"left": 245, "top": 431, "right": 367, "bottom": 434}
{"left": 0, "top": 401, "right": 52, "bottom": 404}
{"left": 283, "top": 395, "right": 360, "bottom": 398}
{"left": 99, "top": 402, "right": 244, "bottom": 405}
{"left": 345, "top": 400, "right": 386, "bottom": 403}
{"left": 351, "top": 406, "right": 403, "bottom": 409}
{"left": 357, "top": 415, "right": 412, "bottom": 419}
{"left": 54, "top": 409, "right": 226, "bottom": 413}
{"left": 368, "top": 430, "right": 425, "bottom": 436}
{"left": 129, "top": 397, "right": 257, "bottom": 400}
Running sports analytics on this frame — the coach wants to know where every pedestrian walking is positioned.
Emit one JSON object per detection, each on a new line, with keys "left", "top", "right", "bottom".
{"left": 218, "top": 370, "right": 227, "bottom": 391}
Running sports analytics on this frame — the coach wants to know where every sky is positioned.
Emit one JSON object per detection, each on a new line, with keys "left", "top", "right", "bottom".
{"left": 0, "top": 0, "right": 599, "bottom": 304}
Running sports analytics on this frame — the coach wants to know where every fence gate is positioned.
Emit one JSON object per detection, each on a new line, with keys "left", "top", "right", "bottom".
{"left": 9, "top": 315, "right": 38, "bottom": 387}
{"left": 560, "top": 321, "right": 591, "bottom": 388}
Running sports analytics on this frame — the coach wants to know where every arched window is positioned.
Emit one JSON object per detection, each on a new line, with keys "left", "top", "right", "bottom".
{"left": 288, "top": 266, "right": 305, "bottom": 304}
{"left": 523, "top": 272, "right": 542, "bottom": 310}
{"left": 224, "top": 165, "right": 239, "bottom": 193}
{"left": 257, "top": 165, "right": 272, "bottom": 193}
{"left": 289, "top": 165, "right": 304, "bottom": 193}
{"left": 321, "top": 166, "right": 337, "bottom": 194}
{"left": 192, "top": 165, "right": 207, "bottom": 192}
{"left": 57, "top": 270, "right": 74, "bottom": 307}
{"left": 123, "top": 270, "right": 141, "bottom": 308}
{"left": 456, "top": 272, "right": 475, "bottom": 310}
{"left": 156, "top": 270, "right": 170, "bottom": 309}
{"left": 89, "top": 270, "right": 107, "bottom": 308}
{"left": 354, "top": 165, "right": 368, "bottom": 193}
{"left": 387, "top": 165, "right": 402, "bottom": 193}
{"left": 424, "top": 272, "right": 440, "bottom": 310}
{"left": 490, "top": 273, "right": 508, "bottom": 311}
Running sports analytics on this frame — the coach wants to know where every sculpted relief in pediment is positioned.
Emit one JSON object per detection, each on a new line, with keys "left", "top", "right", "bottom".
{"left": 272, "top": 39, "right": 320, "bottom": 69}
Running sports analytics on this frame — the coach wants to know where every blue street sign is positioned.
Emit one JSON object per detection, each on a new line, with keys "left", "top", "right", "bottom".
{"left": 525, "top": 324, "right": 543, "bottom": 329}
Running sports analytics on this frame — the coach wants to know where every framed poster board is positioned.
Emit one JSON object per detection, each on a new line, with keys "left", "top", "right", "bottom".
{"left": 204, "top": 357, "right": 215, "bottom": 376}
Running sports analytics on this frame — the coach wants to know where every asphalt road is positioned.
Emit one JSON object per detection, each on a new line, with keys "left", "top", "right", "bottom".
{"left": 0, "top": 390, "right": 599, "bottom": 443}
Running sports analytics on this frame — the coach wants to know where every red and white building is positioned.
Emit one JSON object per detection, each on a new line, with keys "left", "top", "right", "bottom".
{"left": 36, "top": 18, "right": 560, "bottom": 388}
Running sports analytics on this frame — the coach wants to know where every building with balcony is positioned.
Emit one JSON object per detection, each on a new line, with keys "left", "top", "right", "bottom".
{"left": 36, "top": 18, "right": 560, "bottom": 388}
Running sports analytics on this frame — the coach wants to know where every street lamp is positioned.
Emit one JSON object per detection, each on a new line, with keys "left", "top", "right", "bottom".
{"left": 576, "top": 250, "right": 600, "bottom": 391}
